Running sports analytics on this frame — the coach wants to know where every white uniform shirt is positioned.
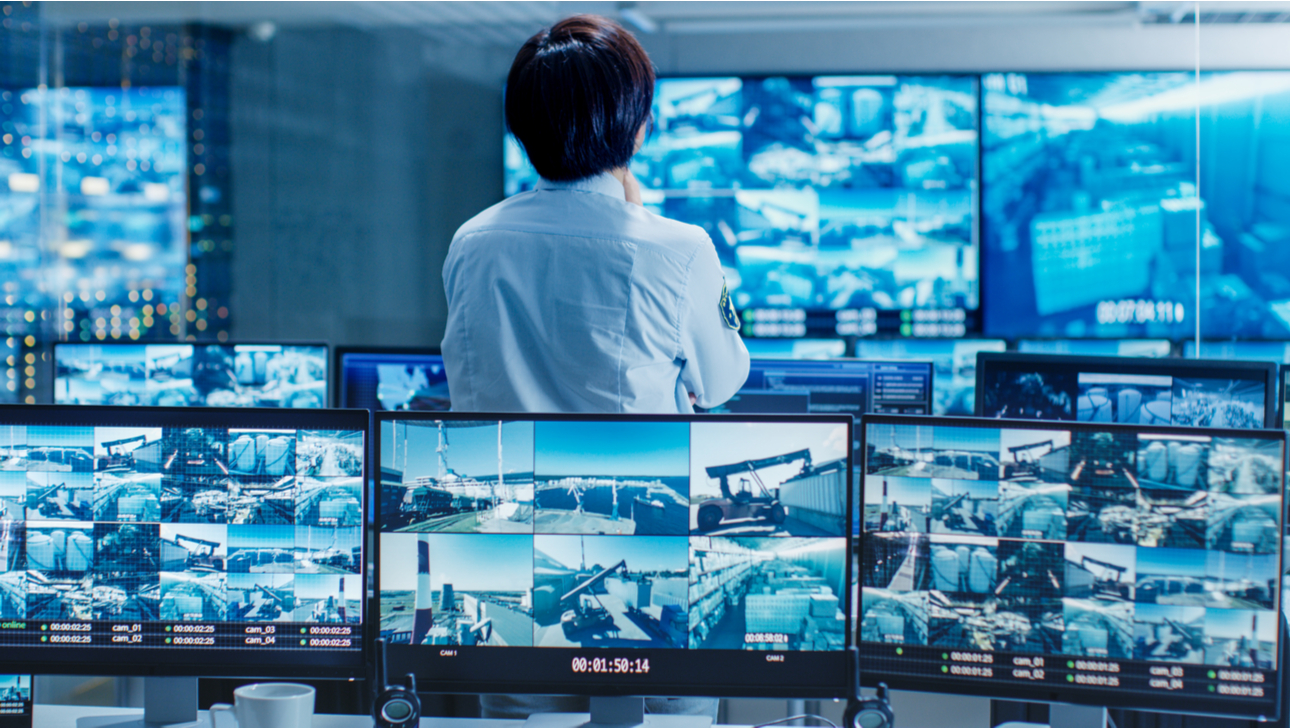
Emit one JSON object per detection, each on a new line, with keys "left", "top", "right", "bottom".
{"left": 441, "top": 171, "right": 750, "bottom": 413}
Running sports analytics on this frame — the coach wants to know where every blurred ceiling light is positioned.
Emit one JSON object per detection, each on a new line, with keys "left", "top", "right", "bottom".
{"left": 80, "top": 177, "right": 110, "bottom": 196}
{"left": 121, "top": 243, "right": 154, "bottom": 261}
{"left": 143, "top": 183, "right": 170, "bottom": 202}
{"left": 7, "top": 173, "right": 38, "bottom": 193}
{"left": 249, "top": 21, "right": 277, "bottom": 43}
{"left": 60, "top": 240, "right": 92, "bottom": 259}
{"left": 619, "top": 7, "right": 659, "bottom": 33}
{"left": 0, "top": 241, "right": 11, "bottom": 260}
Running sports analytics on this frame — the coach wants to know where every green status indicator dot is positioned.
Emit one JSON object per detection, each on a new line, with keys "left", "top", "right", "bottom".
{"left": 40, "top": 636, "right": 46, "bottom": 643}
{"left": 1209, "top": 671, "right": 1217, "bottom": 679}
{"left": 300, "top": 639, "right": 308, "bottom": 646}
{"left": 1066, "top": 675, "right": 1074, "bottom": 682}
{"left": 942, "top": 653, "right": 949, "bottom": 660}
{"left": 941, "top": 666, "right": 948, "bottom": 673}
{"left": 301, "top": 628, "right": 307, "bottom": 634}
{"left": 901, "top": 311, "right": 911, "bottom": 322}
{"left": 165, "top": 638, "right": 171, "bottom": 644}
{"left": 1209, "top": 686, "right": 1216, "bottom": 692}
{"left": 165, "top": 626, "right": 172, "bottom": 632}
{"left": 895, "top": 648, "right": 903, "bottom": 656}
{"left": 900, "top": 324, "right": 912, "bottom": 337}
{"left": 40, "top": 625, "right": 46, "bottom": 631}
{"left": 1067, "top": 661, "right": 1074, "bottom": 669}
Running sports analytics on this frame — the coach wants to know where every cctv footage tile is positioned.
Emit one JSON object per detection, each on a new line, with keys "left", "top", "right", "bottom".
{"left": 929, "top": 591, "right": 1062, "bottom": 655}
{"left": 0, "top": 425, "right": 25, "bottom": 471}
{"left": 865, "top": 424, "right": 1000, "bottom": 480}
{"left": 92, "top": 523, "right": 160, "bottom": 575}
{"left": 0, "top": 571, "right": 24, "bottom": 619}
{"left": 1204, "top": 551, "right": 1277, "bottom": 610}
{"left": 296, "top": 430, "right": 364, "bottom": 478}
{"left": 158, "top": 427, "right": 231, "bottom": 524}
{"left": 998, "top": 479, "right": 1068, "bottom": 541}
{"left": 996, "top": 540, "right": 1064, "bottom": 601}
{"left": 382, "top": 420, "right": 535, "bottom": 535}
{"left": 380, "top": 533, "right": 534, "bottom": 647}
{"left": 160, "top": 572, "right": 227, "bottom": 622}
{"left": 1206, "top": 437, "right": 1284, "bottom": 495}
{"left": 0, "top": 521, "right": 22, "bottom": 573}
{"left": 1065, "top": 431, "right": 1139, "bottom": 545}
{"left": 1064, "top": 542, "right": 1136, "bottom": 602}
{"left": 1207, "top": 494, "right": 1280, "bottom": 554}
{"left": 929, "top": 479, "right": 998, "bottom": 537}
{"left": 690, "top": 536, "right": 845, "bottom": 652}
{"left": 860, "top": 588, "right": 927, "bottom": 646}
{"left": 1076, "top": 373, "right": 1172, "bottom": 424}
{"left": 980, "top": 371, "right": 1076, "bottom": 420}
{"left": 227, "top": 525, "right": 295, "bottom": 574}
{"left": 294, "top": 573, "right": 361, "bottom": 624}
{"left": 861, "top": 532, "right": 929, "bottom": 591}
{"left": 1134, "top": 547, "right": 1207, "bottom": 606}
{"left": 999, "top": 429, "right": 1072, "bottom": 484}
{"left": 1202, "top": 608, "right": 1277, "bottom": 668}
{"left": 1171, "top": 378, "right": 1266, "bottom": 430}
{"left": 0, "top": 471, "right": 24, "bottom": 521}
{"left": 926, "top": 535, "right": 997, "bottom": 595}
{"left": 535, "top": 535, "right": 687, "bottom": 649}
{"left": 226, "top": 573, "right": 295, "bottom": 622}
{"left": 864, "top": 475, "right": 930, "bottom": 534}
{"left": 294, "top": 525, "right": 361, "bottom": 574}
{"left": 295, "top": 477, "right": 362, "bottom": 528}
{"left": 1133, "top": 604, "right": 1206, "bottom": 663}
{"left": 159, "top": 524, "right": 227, "bottom": 572}
{"left": 93, "top": 471, "right": 162, "bottom": 523}
{"left": 1061, "top": 598, "right": 1134, "bottom": 659}
{"left": 26, "top": 471, "right": 94, "bottom": 521}
{"left": 690, "top": 421, "right": 849, "bottom": 538}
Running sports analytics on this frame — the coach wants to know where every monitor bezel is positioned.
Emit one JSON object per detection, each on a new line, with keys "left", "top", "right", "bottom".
{"left": 51, "top": 340, "right": 332, "bottom": 409}
{"left": 0, "top": 403, "right": 371, "bottom": 679}
{"left": 373, "top": 410, "right": 855, "bottom": 699}
{"left": 330, "top": 345, "right": 442, "bottom": 409}
{"left": 856, "top": 412, "right": 1288, "bottom": 720}
{"left": 973, "top": 352, "right": 1281, "bottom": 428}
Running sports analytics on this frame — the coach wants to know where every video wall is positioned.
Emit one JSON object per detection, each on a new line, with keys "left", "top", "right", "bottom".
{"left": 507, "top": 70, "right": 1290, "bottom": 342}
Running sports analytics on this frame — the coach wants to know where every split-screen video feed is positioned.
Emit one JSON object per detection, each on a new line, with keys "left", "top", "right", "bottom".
{"left": 54, "top": 344, "right": 328, "bottom": 408}
{"left": 860, "top": 422, "right": 1283, "bottom": 668}
{"left": 0, "top": 424, "right": 364, "bottom": 625}
{"left": 378, "top": 419, "right": 849, "bottom": 653}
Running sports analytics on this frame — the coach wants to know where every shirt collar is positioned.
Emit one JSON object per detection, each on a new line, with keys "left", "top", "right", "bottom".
{"left": 535, "top": 171, "right": 625, "bottom": 200}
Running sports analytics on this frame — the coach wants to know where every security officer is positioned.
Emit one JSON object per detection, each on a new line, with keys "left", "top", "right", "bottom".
{"left": 441, "top": 14, "right": 749, "bottom": 414}
{"left": 440, "top": 13, "right": 743, "bottom": 722}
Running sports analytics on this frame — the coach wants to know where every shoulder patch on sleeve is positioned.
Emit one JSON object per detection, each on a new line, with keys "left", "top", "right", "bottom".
{"left": 719, "top": 280, "right": 741, "bottom": 330}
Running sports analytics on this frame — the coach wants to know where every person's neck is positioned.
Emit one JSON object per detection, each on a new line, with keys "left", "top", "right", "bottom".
{"left": 607, "top": 167, "right": 629, "bottom": 187}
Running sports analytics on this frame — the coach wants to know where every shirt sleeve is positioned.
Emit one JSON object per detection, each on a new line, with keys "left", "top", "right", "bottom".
{"left": 678, "top": 240, "right": 750, "bottom": 409}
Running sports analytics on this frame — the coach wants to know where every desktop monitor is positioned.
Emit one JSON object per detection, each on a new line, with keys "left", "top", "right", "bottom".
{"left": 858, "top": 413, "right": 1286, "bottom": 720}
{"left": 1017, "top": 340, "right": 1173, "bottom": 359}
{"left": 981, "top": 71, "right": 1290, "bottom": 340}
{"left": 0, "top": 675, "right": 30, "bottom": 727}
{"left": 1183, "top": 341, "right": 1290, "bottom": 364}
{"left": 975, "top": 353, "right": 1280, "bottom": 430}
{"left": 0, "top": 405, "right": 368, "bottom": 722}
{"left": 333, "top": 346, "right": 448, "bottom": 411}
{"left": 854, "top": 339, "right": 1006, "bottom": 416}
{"left": 376, "top": 412, "right": 852, "bottom": 699}
{"left": 53, "top": 342, "right": 329, "bottom": 408}
{"left": 507, "top": 74, "right": 981, "bottom": 339}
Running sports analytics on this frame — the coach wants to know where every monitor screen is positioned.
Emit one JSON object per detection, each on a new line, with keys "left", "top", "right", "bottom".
{"left": 1283, "top": 368, "right": 1289, "bottom": 429}
{"left": 743, "top": 339, "right": 847, "bottom": 360}
{"left": 1017, "top": 340, "right": 1173, "bottom": 358}
{"left": 0, "top": 675, "right": 30, "bottom": 726}
{"left": 703, "top": 359, "right": 933, "bottom": 418}
{"left": 854, "top": 339, "right": 1006, "bottom": 416}
{"left": 858, "top": 414, "right": 1286, "bottom": 719}
{"left": 976, "top": 353, "right": 1280, "bottom": 429}
{"left": 1183, "top": 341, "right": 1290, "bottom": 364}
{"left": 0, "top": 406, "right": 367, "bottom": 677}
{"left": 53, "top": 343, "right": 328, "bottom": 408}
{"left": 377, "top": 413, "right": 852, "bottom": 697}
{"left": 507, "top": 74, "right": 980, "bottom": 339}
{"left": 335, "top": 347, "right": 447, "bottom": 411}
{"left": 982, "top": 71, "right": 1290, "bottom": 339}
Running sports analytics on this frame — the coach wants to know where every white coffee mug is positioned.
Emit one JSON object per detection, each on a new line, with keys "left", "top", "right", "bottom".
{"left": 210, "top": 682, "right": 315, "bottom": 728}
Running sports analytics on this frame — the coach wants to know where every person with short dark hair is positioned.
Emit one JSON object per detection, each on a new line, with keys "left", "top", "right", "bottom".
{"left": 442, "top": 14, "right": 749, "bottom": 414}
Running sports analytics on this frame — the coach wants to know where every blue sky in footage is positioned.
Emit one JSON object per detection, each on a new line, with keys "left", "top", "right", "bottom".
{"left": 228, "top": 524, "right": 294, "bottom": 550}
{"left": 1205, "top": 608, "right": 1276, "bottom": 641}
{"left": 865, "top": 475, "right": 930, "bottom": 508}
{"left": 690, "top": 421, "right": 848, "bottom": 499}
{"left": 295, "top": 573, "right": 361, "bottom": 601}
{"left": 535, "top": 535, "right": 689, "bottom": 574}
{"left": 383, "top": 420, "right": 534, "bottom": 481}
{"left": 868, "top": 424, "right": 999, "bottom": 455}
{"left": 535, "top": 421, "right": 689, "bottom": 477}
{"left": 1135, "top": 546, "right": 1204, "bottom": 578}
{"left": 381, "top": 533, "right": 533, "bottom": 593}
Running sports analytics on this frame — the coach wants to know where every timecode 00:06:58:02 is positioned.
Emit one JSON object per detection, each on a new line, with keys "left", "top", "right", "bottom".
{"left": 571, "top": 657, "right": 651, "bottom": 674}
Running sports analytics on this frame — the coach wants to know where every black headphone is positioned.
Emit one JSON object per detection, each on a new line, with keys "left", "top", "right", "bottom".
{"left": 373, "top": 638, "right": 421, "bottom": 728}
{"left": 843, "top": 647, "right": 894, "bottom": 728}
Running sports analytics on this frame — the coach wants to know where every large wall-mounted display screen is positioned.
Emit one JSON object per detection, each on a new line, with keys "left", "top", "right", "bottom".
{"left": 378, "top": 413, "right": 852, "bottom": 698}
{"left": 982, "top": 71, "right": 1290, "bottom": 339}
{"left": 858, "top": 414, "right": 1286, "bottom": 719}
{"left": 507, "top": 75, "right": 979, "bottom": 339}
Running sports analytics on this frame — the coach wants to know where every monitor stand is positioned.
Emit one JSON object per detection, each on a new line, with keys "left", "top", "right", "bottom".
{"left": 1048, "top": 704, "right": 1108, "bottom": 728}
{"left": 524, "top": 697, "right": 714, "bottom": 728}
{"left": 75, "top": 677, "right": 210, "bottom": 728}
